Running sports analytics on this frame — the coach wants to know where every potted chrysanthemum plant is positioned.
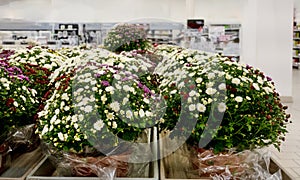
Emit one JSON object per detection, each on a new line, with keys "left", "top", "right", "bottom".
{"left": 153, "top": 45, "right": 290, "bottom": 179}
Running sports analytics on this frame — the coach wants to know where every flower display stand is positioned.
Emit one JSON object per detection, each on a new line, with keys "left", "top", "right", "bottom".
{"left": 160, "top": 154, "right": 292, "bottom": 180}
{"left": 26, "top": 128, "right": 158, "bottom": 180}
{"left": 159, "top": 134, "right": 292, "bottom": 180}
{"left": 0, "top": 147, "right": 44, "bottom": 180}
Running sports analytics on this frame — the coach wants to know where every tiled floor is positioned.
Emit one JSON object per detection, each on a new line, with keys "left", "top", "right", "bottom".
{"left": 268, "top": 69, "right": 300, "bottom": 179}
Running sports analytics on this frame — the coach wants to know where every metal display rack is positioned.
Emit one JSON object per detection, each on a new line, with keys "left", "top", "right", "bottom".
{"left": 0, "top": 21, "right": 185, "bottom": 48}
{"left": 293, "top": 24, "right": 300, "bottom": 69}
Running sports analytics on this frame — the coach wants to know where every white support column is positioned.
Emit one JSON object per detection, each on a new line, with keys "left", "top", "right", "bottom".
{"left": 242, "top": 0, "right": 293, "bottom": 101}
{"left": 186, "top": 0, "right": 195, "bottom": 19}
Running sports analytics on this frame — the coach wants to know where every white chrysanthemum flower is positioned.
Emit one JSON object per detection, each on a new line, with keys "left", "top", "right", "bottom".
{"left": 22, "top": 85, "right": 27, "bottom": 91}
{"left": 78, "top": 114, "right": 84, "bottom": 121}
{"left": 58, "top": 132, "right": 65, "bottom": 141}
{"left": 74, "top": 135, "right": 81, "bottom": 141}
{"left": 263, "top": 87, "right": 273, "bottom": 94}
{"left": 170, "top": 90, "right": 177, "bottom": 94}
{"left": 235, "top": 96, "right": 243, "bottom": 103}
{"left": 38, "top": 110, "right": 47, "bottom": 118}
{"left": 3, "top": 83, "right": 10, "bottom": 90}
{"left": 246, "top": 96, "right": 251, "bottom": 101}
{"left": 72, "top": 115, "right": 78, "bottom": 123}
{"left": 60, "top": 101, "right": 65, "bottom": 108}
{"left": 218, "top": 103, "right": 227, "bottom": 112}
{"left": 120, "top": 110, "right": 125, "bottom": 115}
{"left": 105, "top": 86, "right": 114, "bottom": 92}
{"left": 113, "top": 83, "right": 121, "bottom": 90}
{"left": 196, "top": 78, "right": 203, "bottom": 84}
{"left": 41, "top": 126, "right": 49, "bottom": 136}
{"left": 61, "top": 93, "right": 69, "bottom": 101}
{"left": 253, "top": 83, "right": 260, "bottom": 91}
{"left": 55, "top": 82, "right": 61, "bottom": 89}
{"left": 92, "top": 87, "right": 97, "bottom": 91}
{"left": 91, "top": 80, "right": 97, "bottom": 85}
{"left": 101, "top": 95, "right": 107, "bottom": 102}
{"left": 206, "top": 88, "right": 217, "bottom": 95}
{"left": 207, "top": 73, "right": 215, "bottom": 79}
{"left": 31, "top": 89, "right": 38, "bottom": 97}
{"left": 50, "top": 115, "right": 57, "bottom": 124}
{"left": 55, "top": 109, "right": 60, "bottom": 115}
{"left": 107, "top": 113, "right": 114, "bottom": 120}
{"left": 206, "top": 82, "right": 214, "bottom": 88}
{"left": 84, "top": 105, "right": 93, "bottom": 113}
{"left": 77, "top": 88, "right": 84, "bottom": 93}
{"left": 189, "top": 90, "right": 197, "bottom": 97}
{"left": 126, "top": 110, "right": 133, "bottom": 119}
{"left": 142, "top": 98, "right": 150, "bottom": 104}
{"left": 189, "top": 72, "right": 196, "bottom": 77}
{"left": 64, "top": 106, "right": 70, "bottom": 111}
{"left": 225, "top": 74, "right": 232, "bottom": 80}
{"left": 114, "top": 74, "right": 121, "bottom": 80}
{"left": 232, "top": 78, "right": 241, "bottom": 85}
{"left": 145, "top": 111, "right": 152, "bottom": 117}
{"left": 197, "top": 103, "right": 206, "bottom": 112}
{"left": 85, "top": 73, "right": 92, "bottom": 78}
{"left": 110, "top": 101, "right": 120, "bottom": 112}
{"left": 257, "top": 76, "right": 264, "bottom": 84}
{"left": 187, "top": 57, "right": 193, "bottom": 62}
{"left": 122, "top": 97, "right": 129, "bottom": 105}
{"left": 13, "top": 101, "right": 18, "bottom": 107}
{"left": 123, "top": 85, "right": 130, "bottom": 92}
{"left": 43, "top": 64, "right": 52, "bottom": 69}
{"left": 207, "top": 98, "right": 213, "bottom": 104}
{"left": 189, "top": 104, "right": 196, "bottom": 111}
{"left": 0, "top": 77, "right": 7, "bottom": 83}
{"left": 139, "top": 109, "right": 145, "bottom": 117}
{"left": 178, "top": 82, "right": 185, "bottom": 88}
{"left": 54, "top": 119, "right": 61, "bottom": 125}
{"left": 112, "top": 121, "right": 118, "bottom": 129}
{"left": 51, "top": 62, "right": 57, "bottom": 67}
{"left": 218, "top": 83, "right": 226, "bottom": 90}
{"left": 94, "top": 120, "right": 104, "bottom": 131}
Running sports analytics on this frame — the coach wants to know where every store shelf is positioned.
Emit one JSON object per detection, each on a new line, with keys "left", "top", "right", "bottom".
{"left": 293, "top": 22, "right": 300, "bottom": 69}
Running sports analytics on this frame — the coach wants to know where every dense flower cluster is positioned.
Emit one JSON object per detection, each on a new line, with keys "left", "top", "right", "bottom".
{"left": 0, "top": 59, "right": 39, "bottom": 141}
{"left": 104, "top": 24, "right": 151, "bottom": 53}
{"left": 8, "top": 46, "right": 64, "bottom": 71}
{"left": 1, "top": 42, "right": 289, "bottom": 156}
{"left": 36, "top": 48, "right": 160, "bottom": 152}
{"left": 154, "top": 45, "right": 290, "bottom": 152}
{"left": 0, "top": 46, "right": 67, "bottom": 143}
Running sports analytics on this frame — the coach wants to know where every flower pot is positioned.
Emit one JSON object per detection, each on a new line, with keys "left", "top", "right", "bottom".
{"left": 0, "top": 143, "right": 11, "bottom": 175}
{"left": 0, "top": 146, "right": 44, "bottom": 180}
{"left": 26, "top": 128, "right": 159, "bottom": 180}
{"left": 159, "top": 135, "right": 292, "bottom": 180}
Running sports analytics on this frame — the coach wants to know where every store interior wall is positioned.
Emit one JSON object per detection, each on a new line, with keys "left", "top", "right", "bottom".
{"left": 0, "top": 0, "right": 186, "bottom": 22}
{"left": 193, "top": 0, "right": 244, "bottom": 24}
{"left": 0, "top": 0, "right": 294, "bottom": 99}
{"left": 295, "top": 0, "right": 300, "bottom": 21}
{"left": 248, "top": 0, "right": 293, "bottom": 99}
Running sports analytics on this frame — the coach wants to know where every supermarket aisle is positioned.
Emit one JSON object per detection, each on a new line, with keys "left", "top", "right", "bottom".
{"left": 268, "top": 69, "right": 300, "bottom": 179}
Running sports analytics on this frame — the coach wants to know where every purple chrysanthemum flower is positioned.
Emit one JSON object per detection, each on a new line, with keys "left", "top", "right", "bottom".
{"left": 101, "top": 80, "right": 110, "bottom": 86}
